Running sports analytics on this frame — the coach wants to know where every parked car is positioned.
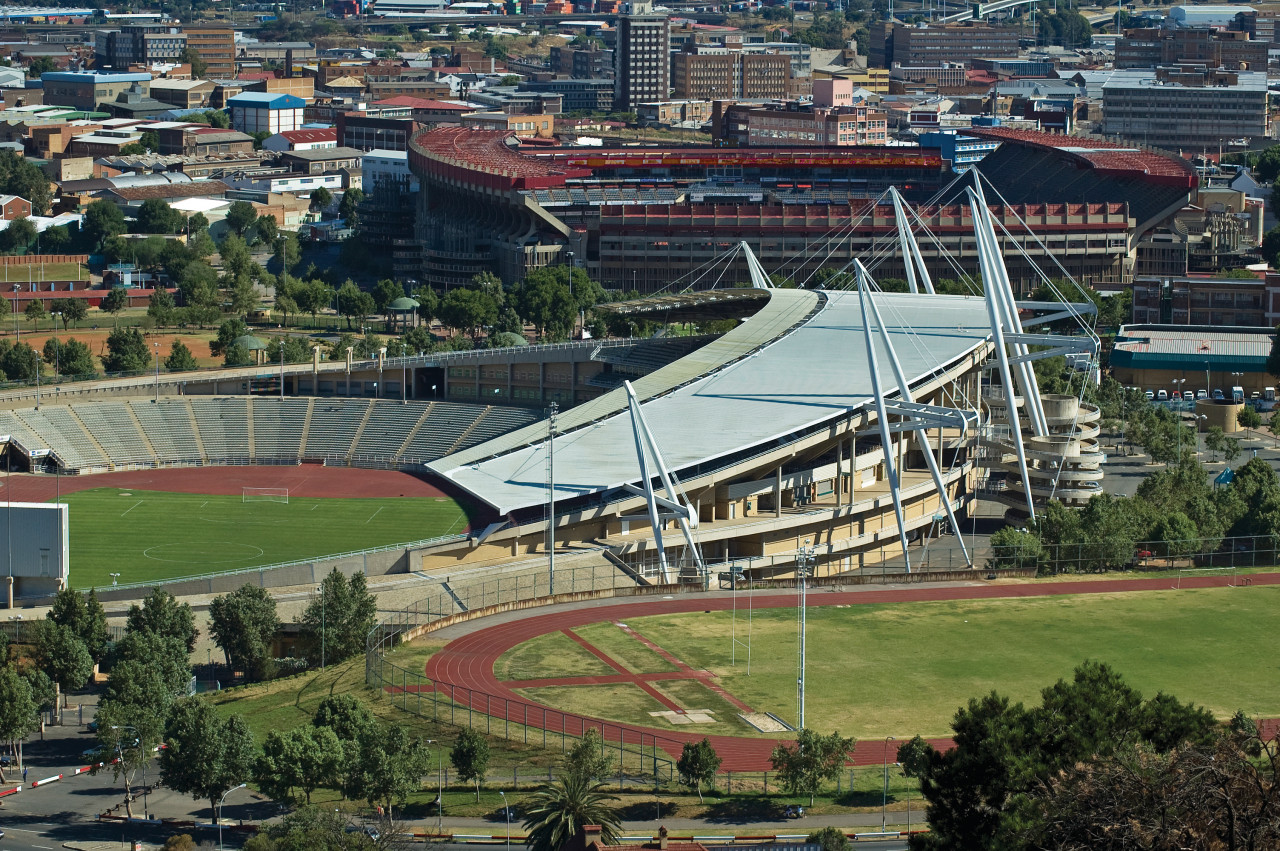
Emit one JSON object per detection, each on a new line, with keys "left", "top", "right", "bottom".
{"left": 1145, "top": 390, "right": 1155, "bottom": 401}
{"left": 1157, "top": 389, "right": 1169, "bottom": 401}
{"left": 1183, "top": 391, "right": 1195, "bottom": 401}
{"left": 1213, "top": 389, "right": 1225, "bottom": 401}
{"left": 1197, "top": 389, "right": 1208, "bottom": 399}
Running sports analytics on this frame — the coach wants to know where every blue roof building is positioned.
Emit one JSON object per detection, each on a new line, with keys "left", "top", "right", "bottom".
{"left": 226, "top": 92, "right": 305, "bottom": 134}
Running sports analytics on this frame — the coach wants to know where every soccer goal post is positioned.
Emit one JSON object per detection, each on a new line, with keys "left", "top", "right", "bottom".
{"left": 243, "top": 487, "right": 289, "bottom": 504}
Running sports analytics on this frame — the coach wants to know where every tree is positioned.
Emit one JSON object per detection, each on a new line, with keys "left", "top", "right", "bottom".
{"left": 0, "top": 668, "right": 36, "bottom": 783}
{"left": 805, "top": 827, "right": 850, "bottom": 851}
{"left": 895, "top": 735, "right": 930, "bottom": 779}
{"left": 770, "top": 729, "right": 855, "bottom": 806}
{"left": 100, "top": 286, "right": 128, "bottom": 316}
{"left": 219, "top": 232, "right": 253, "bottom": 281}
{"left": 564, "top": 728, "right": 614, "bottom": 787}
{"left": 298, "top": 569, "right": 376, "bottom": 665}
{"left": 371, "top": 278, "right": 405, "bottom": 313}
{"left": 0, "top": 150, "right": 51, "bottom": 214}
{"left": 338, "top": 188, "right": 364, "bottom": 228}
{"left": 209, "top": 584, "right": 280, "bottom": 682}
{"left": 522, "top": 775, "right": 622, "bottom": 851}
{"left": 309, "top": 187, "right": 333, "bottom": 213}
{"left": 83, "top": 200, "right": 127, "bottom": 248}
{"left": 312, "top": 695, "right": 374, "bottom": 742}
{"left": 336, "top": 280, "right": 375, "bottom": 330}
{"left": 102, "top": 326, "right": 150, "bottom": 373}
{"left": 451, "top": 727, "right": 491, "bottom": 802}
{"left": 96, "top": 662, "right": 171, "bottom": 817}
{"left": 2, "top": 341, "right": 38, "bottom": 381}
{"left": 225, "top": 201, "right": 258, "bottom": 237}
{"left": 255, "top": 725, "right": 343, "bottom": 805}
{"left": 48, "top": 585, "right": 109, "bottom": 664}
{"left": 21, "top": 668, "right": 56, "bottom": 719}
{"left": 516, "top": 267, "right": 577, "bottom": 340}
{"left": 913, "top": 661, "right": 1215, "bottom": 850}
{"left": 349, "top": 722, "right": 430, "bottom": 811}
{"left": 161, "top": 698, "right": 256, "bottom": 817}
{"left": 988, "top": 526, "right": 1046, "bottom": 571}
{"left": 274, "top": 231, "right": 300, "bottom": 274}
{"left": 126, "top": 587, "right": 198, "bottom": 653}
{"left": 179, "top": 46, "right": 208, "bottom": 77}
{"left": 148, "top": 288, "right": 176, "bottom": 326}
{"left": 438, "top": 287, "right": 499, "bottom": 340}
{"left": 26, "top": 55, "right": 56, "bottom": 77}
{"left": 49, "top": 297, "right": 87, "bottom": 329}
{"left": 1238, "top": 405, "right": 1262, "bottom": 430}
{"left": 164, "top": 339, "right": 198, "bottom": 371}
{"left": 43, "top": 338, "right": 95, "bottom": 376}
{"left": 0, "top": 216, "right": 36, "bottom": 254}
{"left": 23, "top": 299, "right": 44, "bottom": 331}
{"left": 35, "top": 621, "right": 93, "bottom": 708}
{"left": 137, "top": 199, "right": 185, "bottom": 234}
{"left": 676, "top": 737, "right": 721, "bottom": 803}
{"left": 243, "top": 805, "right": 372, "bottom": 851}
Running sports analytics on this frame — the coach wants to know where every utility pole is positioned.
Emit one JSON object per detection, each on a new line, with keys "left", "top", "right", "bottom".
{"left": 547, "top": 402, "right": 558, "bottom": 595}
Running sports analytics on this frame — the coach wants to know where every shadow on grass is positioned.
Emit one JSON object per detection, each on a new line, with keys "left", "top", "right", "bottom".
{"left": 700, "top": 795, "right": 787, "bottom": 823}
{"left": 833, "top": 790, "right": 896, "bottom": 807}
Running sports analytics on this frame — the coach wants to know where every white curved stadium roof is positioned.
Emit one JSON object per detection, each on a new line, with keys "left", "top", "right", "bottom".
{"left": 431, "top": 289, "right": 994, "bottom": 515}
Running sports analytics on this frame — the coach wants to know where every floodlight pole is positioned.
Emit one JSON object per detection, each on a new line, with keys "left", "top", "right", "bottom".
{"left": 218, "top": 782, "right": 247, "bottom": 851}
{"left": 796, "top": 539, "right": 813, "bottom": 730}
{"left": 547, "top": 402, "right": 557, "bottom": 596}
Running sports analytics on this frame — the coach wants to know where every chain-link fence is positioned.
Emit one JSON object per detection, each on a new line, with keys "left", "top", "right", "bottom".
{"left": 990, "top": 534, "right": 1280, "bottom": 574}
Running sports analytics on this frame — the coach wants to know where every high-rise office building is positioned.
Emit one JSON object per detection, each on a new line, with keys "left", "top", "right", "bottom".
{"left": 614, "top": 2, "right": 670, "bottom": 112}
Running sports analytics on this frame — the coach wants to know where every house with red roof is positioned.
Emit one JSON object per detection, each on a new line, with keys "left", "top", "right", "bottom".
{"left": 262, "top": 127, "right": 338, "bottom": 152}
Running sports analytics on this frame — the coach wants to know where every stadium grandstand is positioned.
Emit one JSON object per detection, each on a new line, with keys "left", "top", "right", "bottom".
{"left": 408, "top": 126, "right": 1196, "bottom": 294}
{"left": 0, "top": 178, "right": 1103, "bottom": 587}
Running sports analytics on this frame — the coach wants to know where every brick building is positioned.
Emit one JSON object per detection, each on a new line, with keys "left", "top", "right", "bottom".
{"left": 672, "top": 44, "right": 790, "bottom": 101}
{"left": 869, "top": 22, "right": 1020, "bottom": 68}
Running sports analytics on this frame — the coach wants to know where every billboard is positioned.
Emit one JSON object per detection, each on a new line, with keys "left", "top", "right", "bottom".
{"left": 0, "top": 502, "right": 69, "bottom": 594}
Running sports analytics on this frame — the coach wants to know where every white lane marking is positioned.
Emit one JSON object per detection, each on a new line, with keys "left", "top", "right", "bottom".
{"left": 120, "top": 500, "right": 143, "bottom": 517}
{"left": 366, "top": 506, "right": 384, "bottom": 524}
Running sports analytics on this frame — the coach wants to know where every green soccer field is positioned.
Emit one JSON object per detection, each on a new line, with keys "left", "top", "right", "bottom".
{"left": 505, "top": 587, "right": 1280, "bottom": 739}
{"left": 62, "top": 488, "right": 473, "bottom": 588}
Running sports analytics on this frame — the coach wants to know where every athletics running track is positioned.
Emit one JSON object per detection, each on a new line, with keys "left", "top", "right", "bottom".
{"left": 422, "top": 573, "right": 1280, "bottom": 771}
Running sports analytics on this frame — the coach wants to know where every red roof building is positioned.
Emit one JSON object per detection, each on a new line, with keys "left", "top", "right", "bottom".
{"left": 261, "top": 127, "right": 338, "bottom": 152}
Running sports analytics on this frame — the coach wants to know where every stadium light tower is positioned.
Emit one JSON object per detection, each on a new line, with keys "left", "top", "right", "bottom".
{"left": 796, "top": 539, "right": 814, "bottom": 730}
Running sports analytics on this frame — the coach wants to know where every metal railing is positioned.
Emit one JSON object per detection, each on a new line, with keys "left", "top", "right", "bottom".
{"left": 80, "top": 531, "right": 467, "bottom": 594}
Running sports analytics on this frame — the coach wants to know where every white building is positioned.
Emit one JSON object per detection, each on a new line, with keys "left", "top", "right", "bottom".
{"left": 362, "top": 148, "right": 417, "bottom": 191}
{"left": 226, "top": 92, "right": 305, "bottom": 135}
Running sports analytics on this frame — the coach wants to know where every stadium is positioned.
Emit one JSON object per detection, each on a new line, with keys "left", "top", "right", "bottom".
{"left": 409, "top": 124, "right": 1197, "bottom": 292}
{"left": 1, "top": 162, "right": 1107, "bottom": 608}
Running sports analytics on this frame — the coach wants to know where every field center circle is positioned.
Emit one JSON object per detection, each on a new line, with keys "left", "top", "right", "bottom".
{"left": 142, "top": 542, "right": 265, "bottom": 564}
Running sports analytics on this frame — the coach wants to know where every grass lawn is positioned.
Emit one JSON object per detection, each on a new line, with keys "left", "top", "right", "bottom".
{"left": 494, "top": 631, "right": 618, "bottom": 681}
{"left": 649, "top": 679, "right": 756, "bottom": 734}
{"left": 571, "top": 622, "right": 679, "bottom": 675}
{"left": 512, "top": 586, "right": 1280, "bottom": 739}
{"left": 513, "top": 683, "right": 670, "bottom": 729}
{"left": 64, "top": 488, "right": 471, "bottom": 588}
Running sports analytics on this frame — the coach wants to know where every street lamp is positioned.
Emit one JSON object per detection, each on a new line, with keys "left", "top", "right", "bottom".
{"left": 499, "top": 790, "right": 510, "bottom": 851}
{"left": 425, "top": 739, "right": 444, "bottom": 831}
{"left": 218, "top": 782, "right": 247, "bottom": 851}
{"left": 882, "top": 736, "right": 896, "bottom": 831}
{"left": 1171, "top": 378, "right": 1185, "bottom": 406}
{"left": 109, "top": 572, "right": 120, "bottom": 586}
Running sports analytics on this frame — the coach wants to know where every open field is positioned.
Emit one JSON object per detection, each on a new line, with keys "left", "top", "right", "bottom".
{"left": 63, "top": 487, "right": 470, "bottom": 587}
{"left": 1, "top": 261, "right": 88, "bottom": 282}
{"left": 494, "top": 631, "right": 617, "bottom": 681}
{"left": 507, "top": 586, "right": 1280, "bottom": 739}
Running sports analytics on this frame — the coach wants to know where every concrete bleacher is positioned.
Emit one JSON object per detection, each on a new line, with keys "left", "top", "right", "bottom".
{"left": 72, "top": 404, "right": 154, "bottom": 467}
{"left": 1, "top": 396, "right": 540, "bottom": 473}
{"left": 355, "top": 401, "right": 425, "bottom": 458}
{"left": 251, "top": 398, "right": 310, "bottom": 460}
{"left": 130, "top": 399, "right": 201, "bottom": 461}
{"left": 16, "top": 407, "right": 108, "bottom": 470}
{"left": 305, "top": 399, "right": 370, "bottom": 459}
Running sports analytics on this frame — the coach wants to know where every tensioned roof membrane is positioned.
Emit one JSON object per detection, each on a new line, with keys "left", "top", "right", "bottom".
{"left": 430, "top": 289, "right": 994, "bottom": 515}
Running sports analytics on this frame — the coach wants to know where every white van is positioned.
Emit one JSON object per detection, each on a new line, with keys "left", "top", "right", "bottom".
{"left": 1232, "top": 386, "right": 1245, "bottom": 403}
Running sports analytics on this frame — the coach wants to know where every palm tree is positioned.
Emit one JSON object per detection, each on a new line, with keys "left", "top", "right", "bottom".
{"left": 521, "top": 775, "right": 622, "bottom": 851}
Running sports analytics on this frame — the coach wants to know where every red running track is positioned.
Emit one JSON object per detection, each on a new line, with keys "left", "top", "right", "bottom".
{"left": 424, "top": 572, "right": 1280, "bottom": 770}
{"left": 0, "top": 465, "right": 452, "bottom": 501}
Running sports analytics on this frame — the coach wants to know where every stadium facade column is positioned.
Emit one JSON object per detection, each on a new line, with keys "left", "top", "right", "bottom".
{"left": 5, "top": 575, "right": 11, "bottom": 608}
{"left": 774, "top": 467, "right": 782, "bottom": 518}
{"left": 835, "top": 441, "right": 843, "bottom": 508}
